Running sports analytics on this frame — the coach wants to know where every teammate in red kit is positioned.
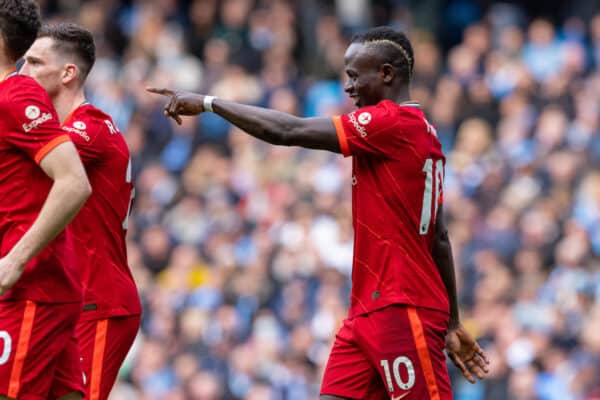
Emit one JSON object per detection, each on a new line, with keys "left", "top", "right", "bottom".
{"left": 21, "top": 23, "right": 141, "bottom": 400}
{"left": 149, "top": 26, "right": 490, "bottom": 399}
{"left": 0, "top": 2, "right": 92, "bottom": 400}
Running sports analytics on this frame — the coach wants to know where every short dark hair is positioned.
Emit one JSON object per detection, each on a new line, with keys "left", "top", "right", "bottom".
{"left": 351, "top": 26, "right": 414, "bottom": 84}
{"left": 0, "top": 0, "right": 41, "bottom": 61}
{"left": 38, "top": 23, "right": 96, "bottom": 82}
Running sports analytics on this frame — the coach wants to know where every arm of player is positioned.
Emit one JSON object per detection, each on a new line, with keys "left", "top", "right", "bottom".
{"left": 432, "top": 206, "right": 490, "bottom": 383}
{"left": 432, "top": 206, "right": 460, "bottom": 329}
{"left": 0, "top": 141, "right": 91, "bottom": 295}
{"left": 147, "top": 88, "right": 341, "bottom": 153}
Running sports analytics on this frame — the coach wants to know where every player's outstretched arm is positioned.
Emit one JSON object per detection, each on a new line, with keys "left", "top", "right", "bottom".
{"left": 432, "top": 206, "right": 490, "bottom": 383}
{"left": 0, "top": 141, "right": 91, "bottom": 295}
{"left": 147, "top": 88, "right": 341, "bottom": 153}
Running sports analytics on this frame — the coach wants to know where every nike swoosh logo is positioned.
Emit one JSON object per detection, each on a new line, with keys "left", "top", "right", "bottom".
{"left": 391, "top": 393, "right": 410, "bottom": 400}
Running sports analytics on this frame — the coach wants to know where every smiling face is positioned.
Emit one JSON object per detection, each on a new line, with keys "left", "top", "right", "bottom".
{"left": 343, "top": 42, "right": 387, "bottom": 108}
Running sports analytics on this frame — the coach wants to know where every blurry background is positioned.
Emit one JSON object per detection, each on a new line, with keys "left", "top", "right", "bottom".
{"left": 35, "top": 0, "right": 600, "bottom": 399}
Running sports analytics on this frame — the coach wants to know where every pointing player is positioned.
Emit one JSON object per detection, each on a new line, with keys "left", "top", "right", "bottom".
{"left": 21, "top": 23, "right": 141, "bottom": 400}
{"left": 150, "top": 27, "right": 490, "bottom": 399}
{"left": 0, "top": 1, "right": 91, "bottom": 400}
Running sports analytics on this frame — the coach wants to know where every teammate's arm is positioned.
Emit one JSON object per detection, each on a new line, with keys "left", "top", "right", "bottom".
{"left": 147, "top": 88, "right": 341, "bottom": 153}
{"left": 0, "top": 141, "right": 91, "bottom": 295}
{"left": 432, "top": 206, "right": 490, "bottom": 383}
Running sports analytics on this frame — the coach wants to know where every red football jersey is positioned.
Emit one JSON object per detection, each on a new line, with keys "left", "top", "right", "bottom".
{"left": 332, "top": 100, "right": 449, "bottom": 317}
{"left": 0, "top": 73, "right": 81, "bottom": 303}
{"left": 64, "top": 103, "right": 141, "bottom": 320}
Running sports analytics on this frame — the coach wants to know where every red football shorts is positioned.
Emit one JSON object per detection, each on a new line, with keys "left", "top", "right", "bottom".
{"left": 321, "top": 305, "right": 452, "bottom": 400}
{"left": 76, "top": 315, "right": 140, "bottom": 400}
{"left": 0, "top": 300, "right": 84, "bottom": 400}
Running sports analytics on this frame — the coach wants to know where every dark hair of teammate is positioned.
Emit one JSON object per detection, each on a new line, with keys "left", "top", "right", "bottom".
{"left": 350, "top": 26, "right": 414, "bottom": 86}
{"left": 38, "top": 23, "right": 96, "bottom": 82}
{"left": 0, "top": 0, "right": 40, "bottom": 62}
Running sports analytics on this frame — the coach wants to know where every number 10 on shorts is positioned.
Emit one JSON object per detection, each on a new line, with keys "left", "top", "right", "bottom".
{"left": 380, "top": 356, "right": 416, "bottom": 392}
{"left": 0, "top": 330, "right": 11, "bottom": 365}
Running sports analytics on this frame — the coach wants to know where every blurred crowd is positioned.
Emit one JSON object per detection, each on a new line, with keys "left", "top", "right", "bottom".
{"left": 35, "top": 0, "right": 600, "bottom": 399}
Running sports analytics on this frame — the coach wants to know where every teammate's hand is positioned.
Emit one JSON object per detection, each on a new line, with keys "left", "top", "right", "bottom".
{"left": 0, "top": 256, "right": 25, "bottom": 296}
{"left": 146, "top": 88, "right": 205, "bottom": 125}
{"left": 445, "top": 325, "right": 490, "bottom": 383}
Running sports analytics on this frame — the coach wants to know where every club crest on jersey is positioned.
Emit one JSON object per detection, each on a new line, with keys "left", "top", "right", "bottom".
{"left": 25, "top": 105, "right": 40, "bottom": 120}
{"left": 358, "top": 112, "right": 372, "bottom": 125}
{"left": 73, "top": 121, "right": 87, "bottom": 130}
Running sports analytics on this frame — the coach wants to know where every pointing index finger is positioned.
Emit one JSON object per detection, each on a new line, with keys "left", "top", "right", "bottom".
{"left": 146, "top": 87, "right": 175, "bottom": 97}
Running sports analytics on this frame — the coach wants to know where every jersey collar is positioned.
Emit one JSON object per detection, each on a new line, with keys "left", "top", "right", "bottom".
{"left": 62, "top": 101, "right": 91, "bottom": 127}
{"left": 400, "top": 101, "right": 421, "bottom": 108}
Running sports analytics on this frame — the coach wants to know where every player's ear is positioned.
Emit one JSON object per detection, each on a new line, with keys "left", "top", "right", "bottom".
{"left": 381, "top": 63, "right": 395, "bottom": 84}
{"left": 62, "top": 63, "right": 79, "bottom": 85}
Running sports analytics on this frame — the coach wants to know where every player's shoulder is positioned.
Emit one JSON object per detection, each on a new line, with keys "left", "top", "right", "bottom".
{"left": 0, "top": 75, "right": 56, "bottom": 131}
{"left": 362, "top": 100, "right": 425, "bottom": 122}
{"left": 70, "top": 104, "right": 119, "bottom": 134}
{"left": 4, "top": 74, "right": 38, "bottom": 89}
{"left": 6, "top": 74, "right": 47, "bottom": 96}
{"left": 74, "top": 103, "right": 108, "bottom": 122}
{"left": 2, "top": 74, "right": 51, "bottom": 104}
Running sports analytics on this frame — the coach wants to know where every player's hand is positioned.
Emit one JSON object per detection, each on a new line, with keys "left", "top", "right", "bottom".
{"left": 146, "top": 87, "right": 205, "bottom": 125}
{"left": 445, "top": 325, "right": 490, "bottom": 383}
{"left": 0, "top": 256, "right": 25, "bottom": 296}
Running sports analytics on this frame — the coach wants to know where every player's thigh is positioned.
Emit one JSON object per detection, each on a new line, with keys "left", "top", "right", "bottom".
{"left": 355, "top": 305, "right": 452, "bottom": 400}
{"left": 0, "top": 301, "right": 80, "bottom": 400}
{"left": 48, "top": 331, "right": 85, "bottom": 400}
{"left": 76, "top": 315, "right": 140, "bottom": 400}
{"left": 320, "top": 318, "right": 388, "bottom": 400}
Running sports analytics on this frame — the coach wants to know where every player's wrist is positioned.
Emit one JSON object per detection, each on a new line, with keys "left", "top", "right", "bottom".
{"left": 203, "top": 95, "right": 216, "bottom": 112}
{"left": 449, "top": 318, "right": 460, "bottom": 330}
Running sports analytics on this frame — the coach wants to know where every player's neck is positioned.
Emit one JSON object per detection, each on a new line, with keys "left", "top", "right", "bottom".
{"left": 389, "top": 86, "right": 411, "bottom": 105}
{"left": 54, "top": 88, "right": 87, "bottom": 125}
{"left": 0, "top": 62, "right": 16, "bottom": 82}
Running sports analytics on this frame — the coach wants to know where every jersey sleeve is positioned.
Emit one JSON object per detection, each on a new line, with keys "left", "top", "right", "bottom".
{"left": 5, "top": 78, "right": 70, "bottom": 164}
{"left": 332, "top": 103, "right": 407, "bottom": 158}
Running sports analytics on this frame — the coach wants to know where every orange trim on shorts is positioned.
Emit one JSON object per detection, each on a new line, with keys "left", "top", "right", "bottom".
{"left": 8, "top": 301, "right": 37, "bottom": 398}
{"left": 407, "top": 307, "right": 441, "bottom": 400}
{"left": 89, "top": 319, "right": 108, "bottom": 400}
{"left": 34, "top": 134, "right": 70, "bottom": 164}
{"left": 332, "top": 116, "right": 350, "bottom": 156}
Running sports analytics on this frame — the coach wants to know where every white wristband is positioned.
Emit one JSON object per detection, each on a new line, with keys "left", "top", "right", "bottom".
{"left": 203, "top": 96, "right": 216, "bottom": 112}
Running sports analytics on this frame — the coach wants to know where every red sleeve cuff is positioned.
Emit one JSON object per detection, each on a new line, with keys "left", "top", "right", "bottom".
{"left": 34, "top": 134, "right": 71, "bottom": 164}
{"left": 332, "top": 116, "right": 350, "bottom": 157}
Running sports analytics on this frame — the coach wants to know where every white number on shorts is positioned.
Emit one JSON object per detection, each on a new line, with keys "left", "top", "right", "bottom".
{"left": 0, "top": 331, "right": 12, "bottom": 365}
{"left": 380, "top": 356, "right": 416, "bottom": 391}
{"left": 419, "top": 158, "right": 444, "bottom": 235}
